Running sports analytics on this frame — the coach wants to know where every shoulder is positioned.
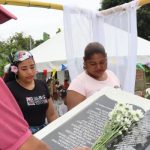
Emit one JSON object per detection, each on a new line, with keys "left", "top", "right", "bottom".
{"left": 6, "top": 80, "right": 17, "bottom": 88}
{"left": 35, "top": 80, "right": 49, "bottom": 91}
{"left": 6, "top": 80, "right": 16, "bottom": 85}
{"left": 35, "top": 79, "right": 47, "bottom": 86}
{"left": 106, "top": 70, "right": 117, "bottom": 77}
{"left": 72, "top": 71, "right": 87, "bottom": 82}
{"left": 68, "top": 72, "right": 87, "bottom": 93}
{"left": 35, "top": 80, "right": 50, "bottom": 96}
{"left": 35, "top": 79, "right": 45, "bottom": 83}
{"left": 68, "top": 73, "right": 83, "bottom": 88}
{"left": 106, "top": 70, "right": 120, "bottom": 85}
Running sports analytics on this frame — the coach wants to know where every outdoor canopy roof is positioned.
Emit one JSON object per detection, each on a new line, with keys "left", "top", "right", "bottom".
{"left": 0, "top": 0, "right": 149, "bottom": 11}
{"left": 30, "top": 32, "right": 67, "bottom": 72}
{"left": 0, "top": 5, "right": 17, "bottom": 24}
{"left": 29, "top": 31, "right": 150, "bottom": 72}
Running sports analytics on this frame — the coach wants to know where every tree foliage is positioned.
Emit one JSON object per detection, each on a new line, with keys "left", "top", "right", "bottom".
{"left": 0, "top": 32, "right": 46, "bottom": 77}
{"left": 137, "top": 5, "right": 150, "bottom": 41}
{"left": 56, "top": 28, "right": 61, "bottom": 34}
{"left": 34, "top": 39, "right": 45, "bottom": 48}
{"left": 101, "top": 0, "right": 150, "bottom": 41}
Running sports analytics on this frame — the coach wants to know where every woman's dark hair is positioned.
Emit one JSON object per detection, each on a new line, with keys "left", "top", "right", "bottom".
{"left": 3, "top": 64, "right": 19, "bottom": 83}
{"left": 3, "top": 67, "right": 16, "bottom": 83}
{"left": 84, "top": 42, "right": 107, "bottom": 61}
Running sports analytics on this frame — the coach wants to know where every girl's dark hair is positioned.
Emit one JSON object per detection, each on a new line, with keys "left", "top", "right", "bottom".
{"left": 3, "top": 66, "right": 16, "bottom": 83}
{"left": 84, "top": 42, "right": 107, "bottom": 61}
{"left": 4, "top": 53, "right": 23, "bottom": 83}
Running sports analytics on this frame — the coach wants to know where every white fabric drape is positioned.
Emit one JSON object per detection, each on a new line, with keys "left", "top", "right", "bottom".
{"left": 63, "top": 1, "right": 137, "bottom": 93}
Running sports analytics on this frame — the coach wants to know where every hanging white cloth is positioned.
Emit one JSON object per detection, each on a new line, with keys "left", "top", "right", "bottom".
{"left": 63, "top": 1, "right": 137, "bottom": 93}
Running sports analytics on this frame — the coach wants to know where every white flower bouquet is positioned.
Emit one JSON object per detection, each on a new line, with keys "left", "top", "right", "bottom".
{"left": 92, "top": 103, "right": 144, "bottom": 150}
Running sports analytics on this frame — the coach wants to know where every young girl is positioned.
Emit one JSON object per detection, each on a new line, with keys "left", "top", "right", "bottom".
{"left": 0, "top": 77, "right": 90, "bottom": 150}
{"left": 4, "top": 50, "right": 57, "bottom": 134}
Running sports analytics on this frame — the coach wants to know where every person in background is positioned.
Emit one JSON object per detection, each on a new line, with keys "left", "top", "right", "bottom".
{"left": 0, "top": 78, "right": 90, "bottom": 150}
{"left": 58, "top": 87, "right": 68, "bottom": 116}
{"left": 46, "top": 77, "right": 52, "bottom": 95}
{"left": 66, "top": 42, "right": 120, "bottom": 110}
{"left": 4, "top": 50, "right": 57, "bottom": 134}
{"left": 52, "top": 92, "right": 61, "bottom": 117}
{"left": 63, "top": 79, "right": 69, "bottom": 89}
{"left": 52, "top": 89, "right": 68, "bottom": 117}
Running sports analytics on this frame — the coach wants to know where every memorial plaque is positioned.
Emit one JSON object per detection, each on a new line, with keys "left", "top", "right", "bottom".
{"left": 42, "top": 95, "right": 115, "bottom": 149}
{"left": 42, "top": 95, "right": 149, "bottom": 150}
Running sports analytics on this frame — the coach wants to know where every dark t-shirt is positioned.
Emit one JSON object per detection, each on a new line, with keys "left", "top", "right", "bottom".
{"left": 6, "top": 80, "right": 50, "bottom": 126}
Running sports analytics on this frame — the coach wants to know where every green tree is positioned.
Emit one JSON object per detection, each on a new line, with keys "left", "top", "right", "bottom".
{"left": 137, "top": 5, "right": 150, "bottom": 41}
{"left": 0, "top": 32, "right": 44, "bottom": 76}
{"left": 34, "top": 39, "right": 45, "bottom": 47}
{"left": 56, "top": 28, "right": 61, "bottom": 34}
{"left": 0, "top": 41, "right": 11, "bottom": 76}
{"left": 43, "top": 32, "right": 50, "bottom": 41}
{"left": 101, "top": 0, "right": 150, "bottom": 41}
{"left": 7, "top": 32, "right": 35, "bottom": 51}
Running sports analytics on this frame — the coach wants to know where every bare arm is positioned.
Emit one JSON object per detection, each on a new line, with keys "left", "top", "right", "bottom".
{"left": 46, "top": 98, "right": 58, "bottom": 123}
{"left": 19, "top": 135, "right": 51, "bottom": 150}
{"left": 66, "top": 90, "right": 86, "bottom": 110}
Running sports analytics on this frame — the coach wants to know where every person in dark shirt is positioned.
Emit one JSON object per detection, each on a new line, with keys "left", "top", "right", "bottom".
{"left": 4, "top": 50, "right": 57, "bottom": 134}
{"left": 0, "top": 77, "right": 90, "bottom": 150}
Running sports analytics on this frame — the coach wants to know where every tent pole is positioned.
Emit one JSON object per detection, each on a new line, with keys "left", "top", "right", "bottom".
{"left": 96, "top": 0, "right": 150, "bottom": 16}
{"left": 0, "top": 0, "right": 149, "bottom": 11}
{"left": 138, "top": 0, "right": 150, "bottom": 6}
{"left": 0, "top": 0, "right": 63, "bottom": 10}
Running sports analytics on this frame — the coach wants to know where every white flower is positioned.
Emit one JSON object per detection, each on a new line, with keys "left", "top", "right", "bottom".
{"left": 118, "top": 131, "right": 122, "bottom": 135}
{"left": 135, "top": 109, "right": 144, "bottom": 119}
{"left": 133, "top": 116, "right": 140, "bottom": 122}
{"left": 92, "top": 102, "right": 144, "bottom": 150}
{"left": 123, "top": 127, "right": 128, "bottom": 131}
{"left": 125, "top": 118, "right": 131, "bottom": 124}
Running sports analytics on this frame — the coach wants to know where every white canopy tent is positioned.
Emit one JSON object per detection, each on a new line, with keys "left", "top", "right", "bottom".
{"left": 30, "top": 32, "right": 66, "bottom": 72}
{"left": 30, "top": 31, "right": 150, "bottom": 72}
{"left": 4, "top": 31, "right": 150, "bottom": 73}
{"left": 137, "top": 38, "right": 150, "bottom": 64}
